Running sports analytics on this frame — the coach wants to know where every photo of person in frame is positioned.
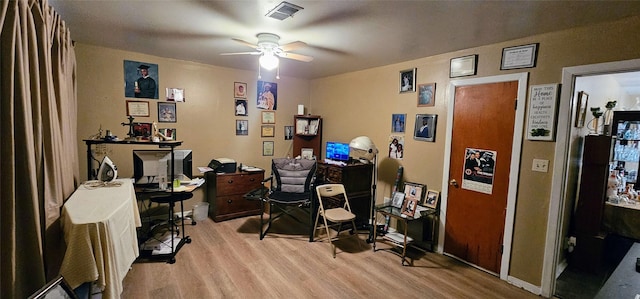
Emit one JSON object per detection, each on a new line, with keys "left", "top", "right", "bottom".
{"left": 257, "top": 80, "right": 277, "bottom": 110}
{"left": 124, "top": 60, "right": 159, "bottom": 99}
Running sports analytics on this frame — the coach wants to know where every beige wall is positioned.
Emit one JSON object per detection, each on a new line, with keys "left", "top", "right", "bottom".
{"left": 76, "top": 16, "right": 640, "bottom": 290}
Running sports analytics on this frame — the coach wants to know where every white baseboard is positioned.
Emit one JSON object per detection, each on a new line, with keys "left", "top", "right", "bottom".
{"left": 556, "top": 258, "right": 568, "bottom": 279}
{"left": 507, "top": 275, "right": 542, "bottom": 296}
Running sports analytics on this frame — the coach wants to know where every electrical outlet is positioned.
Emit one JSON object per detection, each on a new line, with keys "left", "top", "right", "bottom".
{"left": 532, "top": 159, "right": 549, "bottom": 172}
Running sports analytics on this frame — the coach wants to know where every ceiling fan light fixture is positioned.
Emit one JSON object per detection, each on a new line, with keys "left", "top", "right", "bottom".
{"left": 259, "top": 53, "right": 279, "bottom": 70}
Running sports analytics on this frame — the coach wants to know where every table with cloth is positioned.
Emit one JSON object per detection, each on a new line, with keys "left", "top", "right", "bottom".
{"left": 59, "top": 179, "right": 141, "bottom": 299}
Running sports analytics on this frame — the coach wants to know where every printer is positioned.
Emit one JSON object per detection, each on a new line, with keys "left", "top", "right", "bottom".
{"left": 208, "top": 158, "right": 237, "bottom": 173}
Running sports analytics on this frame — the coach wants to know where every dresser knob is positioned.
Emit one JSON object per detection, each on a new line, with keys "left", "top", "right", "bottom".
{"left": 227, "top": 180, "right": 233, "bottom": 184}
{"left": 227, "top": 200, "right": 232, "bottom": 204}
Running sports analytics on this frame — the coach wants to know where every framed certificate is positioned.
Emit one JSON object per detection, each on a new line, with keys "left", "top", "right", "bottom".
{"left": 450, "top": 55, "right": 478, "bottom": 78}
{"left": 501, "top": 43, "right": 539, "bottom": 70}
{"left": 263, "top": 141, "right": 274, "bottom": 156}
{"left": 261, "top": 125, "right": 275, "bottom": 137}
{"left": 262, "top": 111, "right": 276, "bottom": 124}
{"left": 126, "top": 100, "right": 150, "bottom": 117}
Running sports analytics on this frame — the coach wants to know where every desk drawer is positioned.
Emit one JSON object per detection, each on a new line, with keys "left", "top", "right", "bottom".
{"left": 216, "top": 173, "right": 262, "bottom": 196}
{"left": 212, "top": 194, "right": 261, "bottom": 221}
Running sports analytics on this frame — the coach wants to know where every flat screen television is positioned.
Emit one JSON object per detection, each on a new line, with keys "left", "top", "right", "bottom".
{"left": 133, "top": 149, "right": 192, "bottom": 185}
{"left": 325, "top": 141, "right": 350, "bottom": 162}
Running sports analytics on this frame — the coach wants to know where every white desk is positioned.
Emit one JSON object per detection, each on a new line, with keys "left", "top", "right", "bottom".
{"left": 59, "top": 179, "right": 141, "bottom": 299}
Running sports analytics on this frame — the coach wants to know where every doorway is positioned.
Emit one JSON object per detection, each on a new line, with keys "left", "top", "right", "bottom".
{"left": 440, "top": 73, "right": 528, "bottom": 280}
{"left": 546, "top": 58, "right": 640, "bottom": 298}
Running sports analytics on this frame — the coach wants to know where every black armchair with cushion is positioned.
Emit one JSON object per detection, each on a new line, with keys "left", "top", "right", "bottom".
{"left": 256, "top": 158, "right": 317, "bottom": 240}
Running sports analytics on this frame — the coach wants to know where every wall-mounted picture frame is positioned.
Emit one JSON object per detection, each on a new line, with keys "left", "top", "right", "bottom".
{"left": 235, "top": 99, "right": 248, "bottom": 116}
{"left": 124, "top": 60, "right": 159, "bottom": 99}
{"left": 261, "top": 110, "right": 276, "bottom": 124}
{"left": 500, "top": 43, "right": 539, "bottom": 70}
{"left": 575, "top": 91, "right": 589, "bottom": 128}
{"left": 165, "top": 87, "right": 185, "bottom": 102}
{"left": 391, "top": 191, "right": 405, "bottom": 208}
{"left": 424, "top": 189, "right": 440, "bottom": 209}
{"left": 126, "top": 100, "right": 150, "bottom": 117}
{"left": 284, "top": 126, "right": 293, "bottom": 140}
{"left": 158, "top": 102, "right": 176, "bottom": 123}
{"left": 414, "top": 114, "right": 437, "bottom": 142}
{"left": 263, "top": 141, "right": 274, "bottom": 156}
{"left": 526, "top": 83, "right": 559, "bottom": 141}
{"left": 29, "top": 275, "right": 78, "bottom": 299}
{"left": 261, "top": 125, "right": 275, "bottom": 137}
{"left": 158, "top": 128, "right": 176, "bottom": 140}
{"left": 417, "top": 83, "right": 436, "bottom": 107}
{"left": 399, "top": 68, "right": 416, "bottom": 93}
{"left": 403, "top": 181, "right": 426, "bottom": 206}
{"left": 391, "top": 113, "right": 406, "bottom": 133}
{"left": 236, "top": 119, "right": 248, "bottom": 135}
{"left": 257, "top": 80, "right": 277, "bottom": 110}
{"left": 450, "top": 54, "right": 478, "bottom": 78}
{"left": 234, "top": 82, "right": 247, "bottom": 98}
{"left": 133, "top": 122, "right": 152, "bottom": 137}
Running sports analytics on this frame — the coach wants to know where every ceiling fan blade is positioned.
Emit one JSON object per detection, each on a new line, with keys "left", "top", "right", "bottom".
{"left": 231, "top": 38, "right": 258, "bottom": 49}
{"left": 278, "top": 52, "right": 314, "bottom": 62}
{"left": 220, "top": 51, "right": 261, "bottom": 56}
{"left": 279, "top": 41, "right": 307, "bottom": 52}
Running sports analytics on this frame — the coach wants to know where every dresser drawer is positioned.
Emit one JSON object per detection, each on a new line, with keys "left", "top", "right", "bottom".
{"left": 212, "top": 194, "right": 261, "bottom": 221}
{"left": 216, "top": 173, "right": 262, "bottom": 196}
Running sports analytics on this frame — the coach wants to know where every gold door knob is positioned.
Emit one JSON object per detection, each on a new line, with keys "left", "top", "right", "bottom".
{"left": 449, "top": 179, "right": 459, "bottom": 187}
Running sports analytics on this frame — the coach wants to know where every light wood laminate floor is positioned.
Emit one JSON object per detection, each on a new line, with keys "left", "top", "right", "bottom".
{"left": 122, "top": 214, "right": 539, "bottom": 298}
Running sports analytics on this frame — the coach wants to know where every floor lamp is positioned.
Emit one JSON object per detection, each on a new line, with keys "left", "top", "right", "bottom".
{"left": 349, "top": 136, "right": 378, "bottom": 243}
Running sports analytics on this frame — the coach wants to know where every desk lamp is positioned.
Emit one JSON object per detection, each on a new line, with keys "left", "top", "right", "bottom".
{"left": 349, "top": 136, "right": 379, "bottom": 242}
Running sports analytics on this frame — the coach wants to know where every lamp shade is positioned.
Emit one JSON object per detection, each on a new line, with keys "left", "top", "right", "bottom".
{"left": 349, "top": 136, "right": 378, "bottom": 162}
{"left": 259, "top": 53, "right": 279, "bottom": 70}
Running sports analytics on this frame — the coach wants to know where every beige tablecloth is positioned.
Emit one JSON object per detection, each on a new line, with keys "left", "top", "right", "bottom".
{"left": 60, "top": 179, "right": 141, "bottom": 299}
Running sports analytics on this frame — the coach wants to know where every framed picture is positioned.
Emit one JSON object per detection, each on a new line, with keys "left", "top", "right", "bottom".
{"left": 527, "top": 84, "right": 559, "bottom": 141}
{"left": 424, "top": 190, "right": 440, "bottom": 209}
{"left": 158, "top": 102, "right": 176, "bottom": 123}
{"left": 29, "top": 275, "right": 77, "bottom": 299}
{"left": 417, "top": 83, "right": 436, "bottom": 107}
{"left": 235, "top": 99, "right": 248, "bottom": 116}
{"left": 402, "top": 197, "right": 419, "bottom": 217}
{"left": 404, "top": 182, "right": 425, "bottom": 203}
{"left": 391, "top": 114, "right": 406, "bottom": 133}
{"left": 450, "top": 54, "right": 478, "bottom": 78}
{"left": 414, "top": 114, "right": 437, "bottom": 142}
{"left": 301, "top": 148, "right": 314, "bottom": 160}
{"left": 391, "top": 191, "right": 405, "bottom": 208}
{"left": 284, "top": 126, "right": 293, "bottom": 140}
{"left": 257, "top": 80, "right": 277, "bottom": 110}
{"left": 399, "top": 68, "right": 416, "bottom": 93}
{"left": 261, "top": 110, "right": 276, "bottom": 124}
{"left": 575, "top": 91, "right": 589, "bottom": 128}
{"left": 500, "top": 43, "right": 539, "bottom": 70}
{"left": 263, "top": 141, "right": 274, "bottom": 156}
{"left": 126, "top": 100, "right": 149, "bottom": 117}
{"left": 261, "top": 125, "right": 275, "bottom": 137}
{"left": 165, "top": 87, "right": 185, "bottom": 102}
{"left": 124, "top": 60, "right": 159, "bottom": 99}
{"left": 234, "top": 82, "right": 247, "bottom": 98}
{"left": 158, "top": 128, "right": 176, "bottom": 140}
{"left": 236, "top": 119, "right": 248, "bottom": 135}
{"left": 133, "top": 122, "right": 152, "bottom": 137}
{"left": 388, "top": 135, "right": 404, "bottom": 159}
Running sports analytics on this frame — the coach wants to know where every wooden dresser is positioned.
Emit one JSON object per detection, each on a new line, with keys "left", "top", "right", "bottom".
{"left": 316, "top": 162, "right": 373, "bottom": 224}
{"left": 205, "top": 170, "right": 264, "bottom": 222}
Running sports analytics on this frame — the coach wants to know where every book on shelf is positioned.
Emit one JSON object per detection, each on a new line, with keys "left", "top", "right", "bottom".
{"left": 296, "top": 119, "right": 308, "bottom": 134}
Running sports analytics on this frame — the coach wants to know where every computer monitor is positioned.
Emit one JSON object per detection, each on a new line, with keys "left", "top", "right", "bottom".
{"left": 133, "top": 149, "right": 192, "bottom": 185}
{"left": 325, "top": 141, "right": 350, "bottom": 162}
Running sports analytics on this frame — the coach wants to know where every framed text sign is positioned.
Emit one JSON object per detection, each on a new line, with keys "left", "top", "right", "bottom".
{"left": 526, "top": 84, "right": 559, "bottom": 141}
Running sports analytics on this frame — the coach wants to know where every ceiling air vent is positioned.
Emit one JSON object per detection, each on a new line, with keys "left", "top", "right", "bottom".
{"left": 266, "top": 1, "right": 304, "bottom": 20}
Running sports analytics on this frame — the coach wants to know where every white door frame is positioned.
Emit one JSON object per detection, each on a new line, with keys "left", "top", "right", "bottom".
{"left": 440, "top": 72, "right": 529, "bottom": 280}
{"left": 543, "top": 58, "right": 640, "bottom": 297}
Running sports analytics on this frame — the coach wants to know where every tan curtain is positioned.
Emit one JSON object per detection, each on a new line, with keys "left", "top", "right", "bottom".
{"left": 0, "top": 0, "right": 78, "bottom": 297}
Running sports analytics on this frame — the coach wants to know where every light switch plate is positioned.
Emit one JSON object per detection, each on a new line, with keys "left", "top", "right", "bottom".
{"left": 532, "top": 159, "right": 549, "bottom": 172}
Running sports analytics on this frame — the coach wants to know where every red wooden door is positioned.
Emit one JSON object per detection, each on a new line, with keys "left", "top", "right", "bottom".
{"left": 444, "top": 81, "right": 518, "bottom": 274}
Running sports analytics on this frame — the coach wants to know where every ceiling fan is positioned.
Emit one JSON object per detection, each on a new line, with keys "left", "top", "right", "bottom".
{"left": 220, "top": 33, "right": 314, "bottom": 70}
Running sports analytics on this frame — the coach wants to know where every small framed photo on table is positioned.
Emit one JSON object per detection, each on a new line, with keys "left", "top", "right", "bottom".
{"left": 423, "top": 190, "right": 440, "bottom": 209}
{"left": 403, "top": 182, "right": 425, "bottom": 206}
{"left": 391, "top": 191, "right": 405, "bottom": 208}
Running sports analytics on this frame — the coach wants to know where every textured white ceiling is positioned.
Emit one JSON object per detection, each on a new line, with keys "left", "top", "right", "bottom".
{"left": 49, "top": 0, "right": 640, "bottom": 79}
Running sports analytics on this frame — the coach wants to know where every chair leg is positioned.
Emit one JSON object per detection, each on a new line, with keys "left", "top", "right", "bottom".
{"left": 313, "top": 210, "right": 322, "bottom": 239}
{"left": 323, "top": 217, "right": 335, "bottom": 258}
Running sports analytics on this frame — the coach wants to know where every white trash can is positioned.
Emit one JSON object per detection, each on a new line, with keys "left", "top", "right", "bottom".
{"left": 192, "top": 202, "right": 209, "bottom": 221}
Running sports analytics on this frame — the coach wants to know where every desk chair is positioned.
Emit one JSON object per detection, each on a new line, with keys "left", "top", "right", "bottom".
{"left": 314, "top": 184, "right": 362, "bottom": 258}
{"left": 146, "top": 192, "right": 193, "bottom": 263}
{"left": 258, "top": 158, "right": 316, "bottom": 240}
